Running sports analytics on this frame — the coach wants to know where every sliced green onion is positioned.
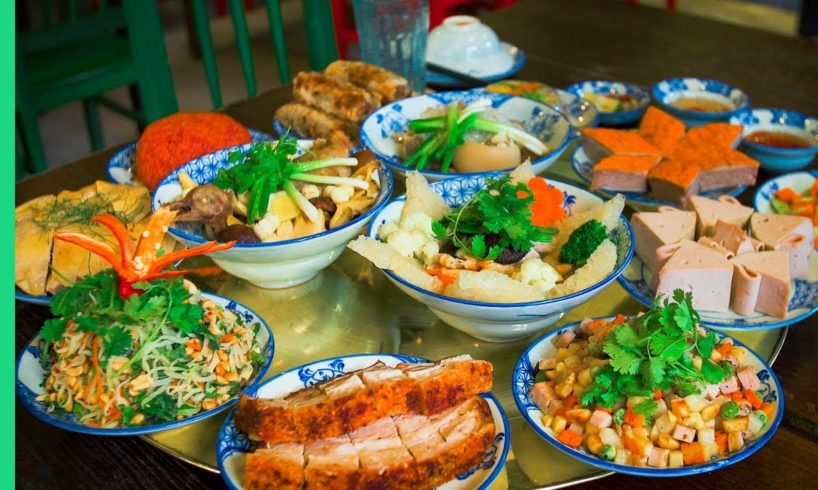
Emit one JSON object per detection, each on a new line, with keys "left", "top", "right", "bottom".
{"left": 290, "top": 173, "right": 369, "bottom": 190}
{"left": 459, "top": 99, "right": 492, "bottom": 121}
{"left": 283, "top": 180, "right": 320, "bottom": 223}
{"left": 408, "top": 117, "right": 444, "bottom": 133}
{"left": 295, "top": 157, "right": 359, "bottom": 173}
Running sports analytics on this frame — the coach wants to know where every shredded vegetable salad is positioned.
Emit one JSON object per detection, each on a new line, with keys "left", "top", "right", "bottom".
{"left": 37, "top": 270, "right": 266, "bottom": 427}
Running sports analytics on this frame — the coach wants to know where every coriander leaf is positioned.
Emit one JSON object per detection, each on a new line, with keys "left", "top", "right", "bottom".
{"left": 697, "top": 331, "right": 717, "bottom": 359}
{"left": 40, "top": 318, "right": 67, "bottom": 343}
{"left": 104, "top": 326, "right": 133, "bottom": 357}
{"left": 470, "top": 235, "right": 487, "bottom": 258}
{"left": 431, "top": 220, "right": 448, "bottom": 240}
{"left": 633, "top": 399, "right": 658, "bottom": 417}
{"left": 604, "top": 343, "right": 643, "bottom": 375}
{"left": 701, "top": 359, "right": 731, "bottom": 384}
{"left": 613, "top": 324, "right": 640, "bottom": 348}
{"left": 640, "top": 358, "right": 665, "bottom": 389}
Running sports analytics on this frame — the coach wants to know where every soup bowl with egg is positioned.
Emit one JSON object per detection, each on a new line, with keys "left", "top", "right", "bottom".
{"left": 729, "top": 108, "right": 818, "bottom": 173}
{"left": 651, "top": 77, "right": 750, "bottom": 127}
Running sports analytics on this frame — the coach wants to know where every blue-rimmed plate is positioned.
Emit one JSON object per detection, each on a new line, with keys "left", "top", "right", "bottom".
{"left": 651, "top": 77, "right": 750, "bottom": 128}
{"left": 106, "top": 129, "right": 273, "bottom": 185}
{"left": 571, "top": 145, "right": 747, "bottom": 208}
{"left": 427, "top": 43, "right": 527, "bottom": 88}
{"left": 363, "top": 174, "right": 634, "bottom": 342}
{"left": 216, "top": 353, "right": 510, "bottom": 490}
{"left": 565, "top": 80, "right": 649, "bottom": 126}
{"left": 754, "top": 170, "right": 818, "bottom": 250}
{"left": 360, "top": 89, "right": 572, "bottom": 183}
{"left": 512, "top": 317, "right": 783, "bottom": 477}
{"left": 618, "top": 253, "right": 818, "bottom": 329}
{"left": 16, "top": 292, "right": 275, "bottom": 436}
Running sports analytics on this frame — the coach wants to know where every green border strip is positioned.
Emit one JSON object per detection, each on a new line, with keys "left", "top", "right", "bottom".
{"left": 6, "top": 0, "right": 16, "bottom": 483}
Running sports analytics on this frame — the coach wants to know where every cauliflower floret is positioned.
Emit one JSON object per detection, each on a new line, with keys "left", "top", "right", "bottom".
{"left": 380, "top": 211, "right": 439, "bottom": 263}
{"left": 419, "top": 241, "right": 440, "bottom": 263}
{"left": 385, "top": 229, "right": 419, "bottom": 257}
{"left": 402, "top": 212, "right": 434, "bottom": 235}
{"left": 300, "top": 184, "right": 320, "bottom": 200}
{"left": 378, "top": 222, "right": 399, "bottom": 240}
{"left": 253, "top": 213, "right": 281, "bottom": 241}
{"left": 330, "top": 185, "right": 355, "bottom": 204}
{"left": 514, "top": 258, "right": 563, "bottom": 294}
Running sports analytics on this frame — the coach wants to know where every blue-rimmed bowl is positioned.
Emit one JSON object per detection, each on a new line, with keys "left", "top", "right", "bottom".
{"left": 565, "top": 80, "right": 649, "bottom": 126}
{"left": 512, "top": 317, "right": 783, "bottom": 477}
{"left": 729, "top": 108, "right": 818, "bottom": 174}
{"left": 618, "top": 252, "right": 818, "bottom": 330}
{"left": 360, "top": 90, "right": 572, "bottom": 183}
{"left": 651, "top": 78, "right": 750, "bottom": 127}
{"left": 106, "top": 129, "right": 272, "bottom": 185}
{"left": 754, "top": 170, "right": 818, "bottom": 250}
{"left": 364, "top": 175, "right": 634, "bottom": 342}
{"left": 217, "top": 353, "right": 510, "bottom": 490}
{"left": 152, "top": 140, "right": 395, "bottom": 289}
{"left": 16, "top": 293, "right": 274, "bottom": 436}
{"left": 427, "top": 43, "right": 526, "bottom": 88}
{"left": 571, "top": 145, "right": 746, "bottom": 208}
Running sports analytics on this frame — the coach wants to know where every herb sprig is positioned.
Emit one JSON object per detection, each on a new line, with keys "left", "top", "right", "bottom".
{"left": 431, "top": 176, "right": 557, "bottom": 260}
{"left": 580, "top": 290, "right": 734, "bottom": 409}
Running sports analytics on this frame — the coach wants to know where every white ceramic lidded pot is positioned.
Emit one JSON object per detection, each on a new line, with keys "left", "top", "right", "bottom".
{"left": 426, "top": 15, "right": 514, "bottom": 74}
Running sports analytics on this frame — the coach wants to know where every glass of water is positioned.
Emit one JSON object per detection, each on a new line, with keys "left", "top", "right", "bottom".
{"left": 352, "top": 0, "right": 429, "bottom": 93}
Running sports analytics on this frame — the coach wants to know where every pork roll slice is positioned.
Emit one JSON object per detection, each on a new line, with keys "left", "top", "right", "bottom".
{"left": 750, "top": 213, "right": 814, "bottom": 279}
{"left": 638, "top": 106, "right": 686, "bottom": 154}
{"left": 591, "top": 154, "right": 662, "bottom": 193}
{"left": 655, "top": 239, "right": 734, "bottom": 312}
{"left": 244, "top": 443, "right": 305, "bottom": 490}
{"left": 685, "top": 195, "right": 754, "bottom": 238}
{"left": 580, "top": 128, "right": 662, "bottom": 163}
{"left": 631, "top": 207, "right": 697, "bottom": 273}
{"left": 646, "top": 158, "right": 701, "bottom": 204}
{"left": 731, "top": 251, "right": 791, "bottom": 318}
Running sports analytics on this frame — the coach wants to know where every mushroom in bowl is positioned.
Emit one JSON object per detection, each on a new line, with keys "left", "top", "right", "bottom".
{"left": 360, "top": 90, "right": 572, "bottom": 182}
{"left": 152, "top": 135, "right": 394, "bottom": 289}
{"left": 346, "top": 163, "right": 634, "bottom": 342}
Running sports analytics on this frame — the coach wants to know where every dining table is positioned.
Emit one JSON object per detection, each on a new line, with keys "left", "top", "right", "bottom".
{"left": 15, "top": 0, "right": 818, "bottom": 488}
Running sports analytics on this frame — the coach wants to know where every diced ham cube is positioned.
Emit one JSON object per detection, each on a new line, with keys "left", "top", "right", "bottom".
{"left": 720, "top": 376, "right": 740, "bottom": 395}
{"left": 552, "top": 330, "right": 576, "bottom": 349}
{"left": 538, "top": 358, "right": 557, "bottom": 370}
{"left": 568, "top": 422, "right": 584, "bottom": 435}
{"left": 704, "top": 384, "right": 721, "bottom": 400}
{"left": 647, "top": 447, "right": 670, "bottom": 468}
{"left": 672, "top": 424, "right": 696, "bottom": 443}
{"left": 736, "top": 367, "right": 761, "bottom": 391}
{"left": 726, "top": 354, "right": 740, "bottom": 368}
{"left": 530, "top": 383, "right": 558, "bottom": 413}
{"left": 589, "top": 410, "right": 613, "bottom": 429}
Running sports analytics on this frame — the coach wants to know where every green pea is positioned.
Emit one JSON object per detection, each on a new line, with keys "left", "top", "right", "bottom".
{"left": 612, "top": 408, "right": 626, "bottom": 426}
{"left": 598, "top": 444, "right": 616, "bottom": 460}
{"left": 720, "top": 401, "right": 739, "bottom": 419}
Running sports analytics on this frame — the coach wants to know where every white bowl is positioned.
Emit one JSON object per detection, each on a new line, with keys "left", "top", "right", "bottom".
{"left": 427, "top": 16, "right": 513, "bottom": 74}
{"left": 365, "top": 175, "right": 634, "bottom": 342}
{"left": 152, "top": 142, "right": 395, "bottom": 289}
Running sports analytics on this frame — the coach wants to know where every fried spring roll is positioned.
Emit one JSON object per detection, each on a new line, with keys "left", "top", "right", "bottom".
{"left": 324, "top": 60, "right": 411, "bottom": 103}
{"left": 292, "top": 71, "right": 380, "bottom": 123}
{"left": 274, "top": 101, "right": 358, "bottom": 142}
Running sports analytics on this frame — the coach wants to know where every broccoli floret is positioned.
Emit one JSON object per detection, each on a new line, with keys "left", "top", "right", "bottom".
{"left": 559, "top": 219, "right": 607, "bottom": 265}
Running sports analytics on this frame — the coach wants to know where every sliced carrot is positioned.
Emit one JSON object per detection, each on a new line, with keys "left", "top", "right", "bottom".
{"left": 564, "top": 394, "right": 578, "bottom": 409}
{"left": 654, "top": 389, "right": 663, "bottom": 400}
{"left": 611, "top": 314, "right": 628, "bottom": 326}
{"left": 811, "top": 179, "right": 818, "bottom": 198}
{"left": 681, "top": 442, "right": 707, "bottom": 465}
{"left": 774, "top": 187, "right": 799, "bottom": 203}
{"left": 557, "top": 428, "right": 583, "bottom": 448}
{"left": 716, "top": 343, "right": 733, "bottom": 356}
{"left": 731, "top": 391, "right": 746, "bottom": 403}
{"left": 528, "top": 177, "right": 566, "bottom": 226}
{"left": 745, "top": 390, "right": 763, "bottom": 409}
{"left": 792, "top": 201, "right": 816, "bottom": 217}
{"left": 715, "top": 431, "right": 728, "bottom": 454}
{"left": 760, "top": 402, "right": 775, "bottom": 419}
{"left": 624, "top": 407, "right": 645, "bottom": 428}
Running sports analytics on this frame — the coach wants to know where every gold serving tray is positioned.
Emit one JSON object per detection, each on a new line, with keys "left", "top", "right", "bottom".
{"left": 143, "top": 156, "right": 788, "bottom": 489}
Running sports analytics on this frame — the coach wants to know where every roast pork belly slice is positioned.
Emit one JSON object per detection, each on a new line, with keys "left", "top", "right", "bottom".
{"left": 304, "top": 435, "right": 361, "bottom": 490}
{"left": 750, "top": 213, "right": 814, "bottom": 279}
{"left": 234, "top": 395, "right": 298, "bottom": 444}
{"left": 580, "top": 128, "right": 662, "bottom": 163}
{"left": 730, "top": 251, "right": 791, "bottom": 318}
{"left": 286, "top": 387, "right": 342, "bottom": 443}
{"left": 402, "top": 358, "right": 493, "bottom": 415}
{"left": 353, "top": 435, "right": 419, "bottom": 490}
{"left": 639, "top": 106, "right": 686, "bottom": 154}
{"left": 655, "top": 239, "right": 734, "bottom": 312}
{"left": 591, "top": 154, "right": 662, "bottom": 193}
{"left": 360, "top": 364, "right": 421, "bottom": 417}
{"left": 319, "top": 373, "right": 382, "bottom": 435}
{"left": 646, "top": 158, "right": 701, "bottom": 203}
{"left": 711, "top": 220, "right": 764, "bottom": 255}
{"left": 631, "top": 207, "right": 697, "bottom": 273}
{"left": 395, "top": 413, "right": 448, "bottom": 486}
{"left": 697, "top": 149, "right": 759, "bottom": 192}
{"left": 244, "top": 443, "right": 305, "bottom": 490}
{"left": 434, "top": 399, "right": 496, "bottom": 486}
{"left": 685, "top": 195, "right": 754, "bottom": 238}
{"left": 348, "top": 416, "right": 398, "bottom": 443}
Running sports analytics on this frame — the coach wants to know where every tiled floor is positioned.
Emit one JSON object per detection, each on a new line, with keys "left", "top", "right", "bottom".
{"left": 24, "top": 0, "right": 802, "bottom": 170}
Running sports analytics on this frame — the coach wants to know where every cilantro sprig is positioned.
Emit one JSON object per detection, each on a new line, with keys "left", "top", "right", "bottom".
{"left": 580, "top": 290, "right": 734, "bottom": 409}
{"left": 432, "top": 176, "right": 557, "bottom": 260}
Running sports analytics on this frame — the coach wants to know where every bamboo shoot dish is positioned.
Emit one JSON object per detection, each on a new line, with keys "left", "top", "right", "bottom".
{"left": 165, "top": 136, "right": 383, "bottom": 244}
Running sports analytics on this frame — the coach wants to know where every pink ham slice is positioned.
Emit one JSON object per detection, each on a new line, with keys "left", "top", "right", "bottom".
{"left": 730, "top": 251, "right": 791, "bottom": 318}
{"left": 736, "top": 366, "right": 762, "bottom": 391}
{"left": 698, "top": 236, "right": 736, "bottom": 260}
{"left": 684, "top": 195, "right": 754, "bottom": 238}
{"left": 631, "top": 207, "right": 697, "bottom": 273}
{"left": 750, "top": 213, "right": 814, "bottom": 279}
{"left": 710, "top": 220, "right": 765, "bottom": 255}
{"left": 655, "top": 239, "right": 734, "bottom": 312}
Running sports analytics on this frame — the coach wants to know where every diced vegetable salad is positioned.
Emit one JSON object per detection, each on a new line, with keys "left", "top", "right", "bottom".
{"left": 529, "top": 291, "right": 775, "bottom": 468}
{"left": 770, "top": 181, "right": 818, "bottom": 248}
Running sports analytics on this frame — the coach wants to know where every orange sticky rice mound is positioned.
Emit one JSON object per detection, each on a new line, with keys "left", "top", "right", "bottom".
{"left": 134, "top": 112, "right": 251, "bottom": 189}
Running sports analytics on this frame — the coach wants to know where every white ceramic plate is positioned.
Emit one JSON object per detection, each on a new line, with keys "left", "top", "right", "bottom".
{"left": 618, "top": 254, "right": 818, "bottom": 329}
{"left": 513, "top": 317, "right": 783, "bottom": 476}
{"left": 216, "top": 353, "right": 510, "bottom": 490}
{"left": 16, "top": 293, "right": 274, "bottom": 435}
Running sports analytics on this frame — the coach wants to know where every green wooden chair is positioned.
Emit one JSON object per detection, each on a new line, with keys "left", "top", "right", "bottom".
{"left": 16, "top": 0, "right": 178, "bottom": 177}
{"left": 190, "top": 0, "right": 339, "bottom": 108}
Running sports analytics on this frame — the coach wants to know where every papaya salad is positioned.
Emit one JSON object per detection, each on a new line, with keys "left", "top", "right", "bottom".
{"left": 34, "top": 209, "right": 268, "bottom": 428}
{"left": 349, "top": 164, "right": 625, "bottom": 302}
{"left": 530, "top": 291, "right": 775, "bottom": 469}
